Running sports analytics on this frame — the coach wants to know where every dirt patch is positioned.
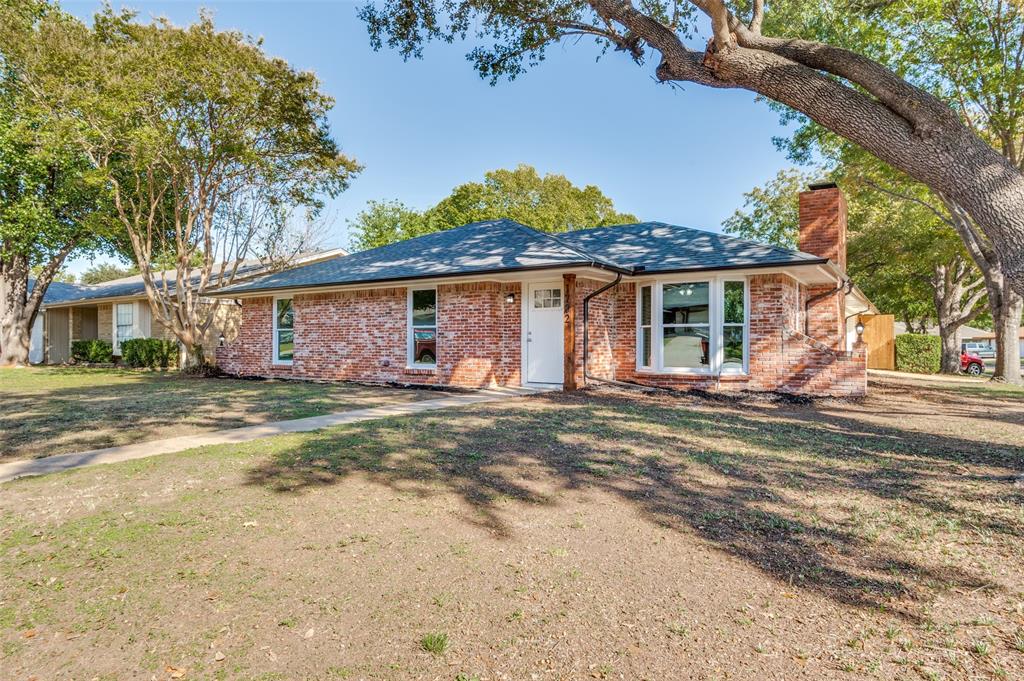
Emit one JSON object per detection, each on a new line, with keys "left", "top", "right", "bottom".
{"left": 0, "top": 375, "right": 1022, "bottom": 679}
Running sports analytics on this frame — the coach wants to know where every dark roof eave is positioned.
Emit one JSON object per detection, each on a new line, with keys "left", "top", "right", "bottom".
{"left": 208, "top": 257, "right": 830, "bottom": 298}
{"left": 627, "top": 257, "right": 831, "bottom": 277}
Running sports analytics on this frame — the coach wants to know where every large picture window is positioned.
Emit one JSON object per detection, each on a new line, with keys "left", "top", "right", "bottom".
{"left": 409, "top": 288, "right": 436, "bottom": 367}
{"left": 273, "top": 297, "right": 294, "bottom": 364}
{"left": 637, "top": 277, "right": 748, "bottom": 374}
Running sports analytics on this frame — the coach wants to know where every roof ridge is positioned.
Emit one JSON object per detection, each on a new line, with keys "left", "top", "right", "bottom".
{"left": 507, "top": 221, "right": 628, "bottom": 270}
{"left": 566, "top": 221, "right": 818, "bottom": 260}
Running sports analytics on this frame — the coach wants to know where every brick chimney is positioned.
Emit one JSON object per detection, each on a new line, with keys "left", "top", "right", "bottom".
{"left": 799, "top": 182, "right": 848, "bottom": 349}
{"left": 798, "top": 182, "right": 847, "bottom": 271}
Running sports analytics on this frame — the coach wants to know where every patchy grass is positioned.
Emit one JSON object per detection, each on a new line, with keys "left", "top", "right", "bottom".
{"left": 0, "top": 366, "right": 439, "bottom": 460}
{"left": 0, "top": 375, "right": 1021, "bottom": 679}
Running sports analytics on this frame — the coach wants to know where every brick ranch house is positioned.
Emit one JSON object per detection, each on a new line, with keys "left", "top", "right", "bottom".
{"left": 27, "top": 250, "right": 346, "bottom": 365}
{"left": 212, "top": 184, "right": 875, "bottom": 397}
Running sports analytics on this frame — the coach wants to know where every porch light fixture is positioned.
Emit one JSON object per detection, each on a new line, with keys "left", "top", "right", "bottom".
{"left": 855, "top": 321, "right": 865, "bottom": 337}
{"left": 505, "top": 292, "right": 515, "bottom": 304}
{"left": 218, "top": 333, "right": 226, "bottom": 348}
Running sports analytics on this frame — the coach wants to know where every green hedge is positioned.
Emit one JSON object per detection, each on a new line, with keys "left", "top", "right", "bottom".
{"left": 120, "top": 338, "right": 179, "bottom": 369}
{"left": 895, "top": 334, "right": 941, "bottom": 374}
{"left": 71, "top": 339, "right": 114, "bottom": 364}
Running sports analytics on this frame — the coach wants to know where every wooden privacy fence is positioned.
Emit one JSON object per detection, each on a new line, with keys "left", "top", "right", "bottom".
{"left": 857, "top": 313, "right": 895, "bottom": 370}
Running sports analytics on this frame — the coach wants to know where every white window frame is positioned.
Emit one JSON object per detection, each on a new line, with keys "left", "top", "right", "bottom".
{"left": 114, "top": 302, "right": 134, "bottom": 354}
{"left": 407, "top": 287, "right": 437, "bottom": 369}
{"left": 272, "top": 296, "right": 294, "bottom": 366}
{"left": 636, "top": 275, "right": 749, "bottom": 376}
{"left": 720, "top": 277, "right": 750, "bottom": 375}
{"left": 637, "top": 284, "right": 653, "bottom": 370}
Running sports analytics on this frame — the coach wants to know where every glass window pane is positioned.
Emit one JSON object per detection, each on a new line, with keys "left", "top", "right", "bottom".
{"left": 277, "top": 330, "right": 294, "bottom": 361}
{"left": 723, "top": 326, "right": 745, "bottom": 369}
{"left": 662, "top": 282, "right": 709, "bottom": 325}
{"left": 276, "top": 299, "right": 293, "bottom": 330}
{"left": 640, "top": 286, "right": 651, "bottom": 326}
{"left": 412, "top": 328, "right": 436, "bottom": 365}
{"left": 533, "top": 288, "right": 560, "bottom": 308}
{"left": 724, "top": 281, "right": 745, "bottom": 324}
{"left": 640, "top": 327, "right": 651, "bottom": 367}
{"left": 412, "top": 290, "right": 436, "bottom": 326}
{"left": 663, "top": 326, "right": 710, "bottom": 369}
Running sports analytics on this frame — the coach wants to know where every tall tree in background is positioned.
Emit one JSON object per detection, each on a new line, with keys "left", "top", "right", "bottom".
{"left": 79, "top": 262, "right": 139, "bottom": 285}
{"left": 0, "top": 0, "right": 110, "bottom": 366}
{"left": 360, "top": 0, "right": 1024, "bottom": 299}
{"left": 724, "top": 168, "right": 987, "bottom": 374}
{"left": 349, "top": 164, "right": 636, "bottom": 250}
{"left": 20, "top": 8, "right": 360, "bottom": 367}
{"left": 769, "top": 0, "right": 1024, "bottom": 382}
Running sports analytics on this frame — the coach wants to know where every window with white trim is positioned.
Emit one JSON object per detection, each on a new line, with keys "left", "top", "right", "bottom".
{"left": 115, "top": 303, "right": 134, "bottom": 352}
{"left": 409, "top": 288, "right": 436, "bottom": 367}
{"left": 638, "top": 285, "right": 652, "bottom": 368}
{"left": 637, "top": 277, "right": 748, "bottom": 374}
{"left": 273, "top": 297, "right": 294, "bottom": 364}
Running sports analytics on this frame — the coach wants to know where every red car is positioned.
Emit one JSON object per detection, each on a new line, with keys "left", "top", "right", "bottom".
{"left": 961, "top": 350, "right": 985, "bottom": 376}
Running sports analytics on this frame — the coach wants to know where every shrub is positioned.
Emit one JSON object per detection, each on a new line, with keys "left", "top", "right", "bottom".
{"left": 120, "top": 338, "right": 179, "bottom": 369}
{"left": 895, "top": 334, "right": 941, "bottom": 374}
{"left": 71, "top": 339, "right": 114, "bottom": 364}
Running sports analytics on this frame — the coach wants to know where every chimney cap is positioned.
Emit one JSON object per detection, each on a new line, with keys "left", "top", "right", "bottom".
{"left": 807, "top": 181, "right": 838, "bottom": 191}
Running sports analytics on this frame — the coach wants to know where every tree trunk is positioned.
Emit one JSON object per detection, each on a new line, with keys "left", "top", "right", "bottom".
{"left": 0, "top": 253, "right": 36, "bottom": 367}
{"left": 938, "top": 325, "right": 962, "bottom": 374}
{"left": 588, "top": 0, "right": 1024, "bottom": 299}
{"left": 180, "top": 342, "right": 206, "bottom": 372}
{"left": 990, "top": 285, "right": 1024, "bottom": 383}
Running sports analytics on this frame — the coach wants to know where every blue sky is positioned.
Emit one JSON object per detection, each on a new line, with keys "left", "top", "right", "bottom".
{"left": 62, "top": 0, "right": 797, "bottom": 275}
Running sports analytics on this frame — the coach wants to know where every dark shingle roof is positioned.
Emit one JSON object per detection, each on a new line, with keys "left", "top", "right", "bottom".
{"left": 214, "top": 219, "right": 828, "bottom": 296}
{"left": 215, "top": 220, "right": 625, "bottom": 295}
{"left": 557, "top": 222, "right": 825, "bottom": 273}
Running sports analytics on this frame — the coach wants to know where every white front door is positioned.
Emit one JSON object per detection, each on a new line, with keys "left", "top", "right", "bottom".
{"left": 526, "top": 281, "right": 564, "bottom": 384}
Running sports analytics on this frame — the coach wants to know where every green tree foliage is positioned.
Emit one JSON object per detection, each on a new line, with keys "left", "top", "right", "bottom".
{"left": 79, "top": 262, "right": 139, "bottom": 285}
{"left": 22, "top": 7, "right": 360, "bottom": 366}
{"left": 0, "top": 0, "right": 113, "bottom": 365}
{"left": 349, "top": 165, "right": 637, "bottom": 250}
{"left": 349, "top": 200, "right": 431, "bottom": 251}
{"left": 357, "top": 0, "right": 1024, "bottom": 300}
{"left": 723, "top": 169, "right": 809, "bottom": 250}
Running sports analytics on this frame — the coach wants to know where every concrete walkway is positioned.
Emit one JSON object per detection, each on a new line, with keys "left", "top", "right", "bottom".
{"left": 0, "top": 386, "right": 549, "bottom": 484}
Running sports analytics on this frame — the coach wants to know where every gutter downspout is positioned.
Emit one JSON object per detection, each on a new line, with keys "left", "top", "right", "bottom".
{"left": 804, "top": 278, "right": 854, "bottom": 337}
{"left": 583, "top": 271, "right": 642, "bottom": 389}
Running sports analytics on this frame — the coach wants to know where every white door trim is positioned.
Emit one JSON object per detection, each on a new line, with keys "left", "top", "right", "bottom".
{"left": 522, "top": 280, "right": 564, "bottom": 386}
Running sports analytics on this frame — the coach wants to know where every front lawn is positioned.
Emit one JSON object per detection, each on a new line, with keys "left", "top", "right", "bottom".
{"left": 0, "top": 367, "right": 438, "bottom": 461}
{"left": 1, "top": 375, "right": 1021, "bottom": 679}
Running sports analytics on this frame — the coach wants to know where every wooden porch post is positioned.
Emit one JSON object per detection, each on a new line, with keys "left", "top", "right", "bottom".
{"left": 563, "top": 273, "right": 577, "bottom": 391}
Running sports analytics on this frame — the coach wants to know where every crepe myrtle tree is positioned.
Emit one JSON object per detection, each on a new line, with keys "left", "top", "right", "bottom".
{"left": 359, "top": 0, "right": 1024, "bottom": 298}
{"left": 24, "top": 8, "right": 360, "bottom": 368}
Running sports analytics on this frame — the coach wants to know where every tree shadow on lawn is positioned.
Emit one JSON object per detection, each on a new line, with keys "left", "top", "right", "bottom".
{"left": 0, "top": 374, "right": 424, "bottom": 460}
{"left": 244, "top": 390, "right": 1024, "bottom": 621}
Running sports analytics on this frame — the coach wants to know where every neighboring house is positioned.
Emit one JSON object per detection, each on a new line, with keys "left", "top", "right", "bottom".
{"left": 211, "top": 184, "right": 873, "bottom": 396}
{"left": 28, "top": 249, "right": 347, "bottom": 365}
{"left": 962, "top": 327, "right": 1024, "bottom": 359}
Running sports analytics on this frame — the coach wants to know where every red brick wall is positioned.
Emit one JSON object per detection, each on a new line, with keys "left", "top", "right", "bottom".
{"left": 799, "top": 186, "right": 847, "bottom": 271}
{"left": 589, "top": 273, "right": 865, "bottom": 396}
{"left": 218, "top": 272, "right": 865, "bottom": 397}
{"left": 217, "top": 282, "right": 522, "bottom": 388}
{"left": 571, "top": 277, "right": 615, "bottom": 385}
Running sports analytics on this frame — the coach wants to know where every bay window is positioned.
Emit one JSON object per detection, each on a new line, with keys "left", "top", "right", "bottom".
{"left": 637, "top": 277, "right": 748, "bottom": 374}
{"left": 273, "top": 297, "right": 294, "bottom": 364}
